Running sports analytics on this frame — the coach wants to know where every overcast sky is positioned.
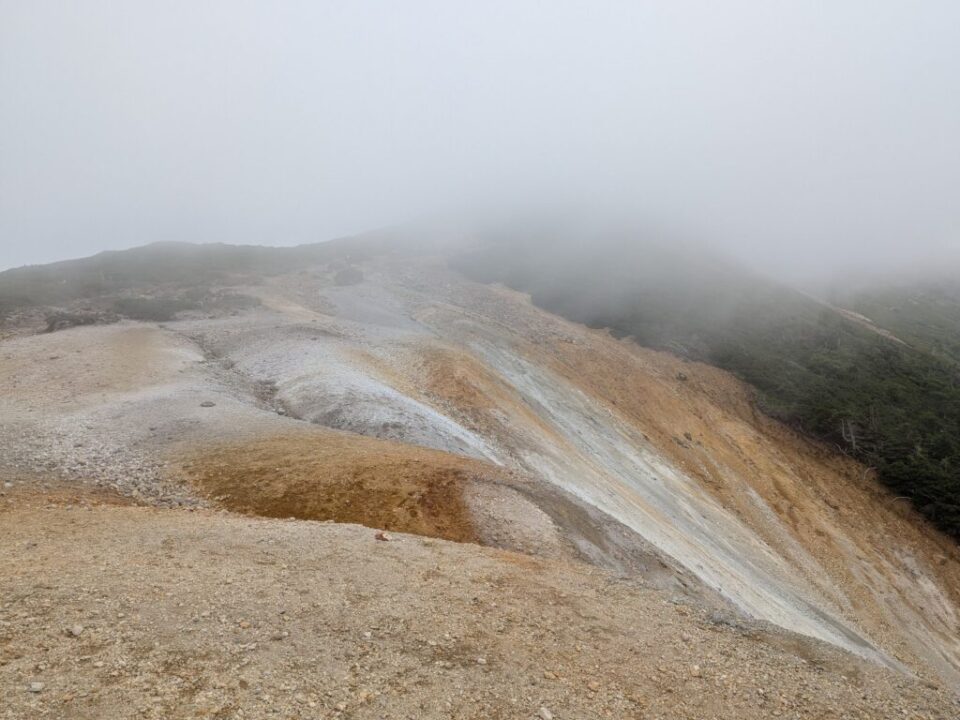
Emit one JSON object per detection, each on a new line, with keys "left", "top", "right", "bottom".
{"left": 2, "top": 1, "right": 959, "bottom": 277}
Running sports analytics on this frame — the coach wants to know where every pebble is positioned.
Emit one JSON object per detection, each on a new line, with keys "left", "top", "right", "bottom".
{"left": 28, "top": 682, "right": 44, "bottom": 693}
{"left": 200, "top": 401, "right": 216, "bottom": 408}
{"left": 67, "top": 624, "right": 84, "bottom": 637}
{"left": 538, "top": 707, "right": 554, "bottom": 720}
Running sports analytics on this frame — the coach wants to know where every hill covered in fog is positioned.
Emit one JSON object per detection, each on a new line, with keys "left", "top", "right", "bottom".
{"left": 452, "top": 224, "right": 960, "bottom": 539}
{"left": 3, "top": 227, "right": 960, "bottom": 713}
{"left": 4, "top": 226, "right": 960, "bottom": 540}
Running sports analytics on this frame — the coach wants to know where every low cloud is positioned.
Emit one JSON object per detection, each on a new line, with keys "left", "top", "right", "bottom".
{"left": 2, "top": 1, "right": 958, "bottom": 279}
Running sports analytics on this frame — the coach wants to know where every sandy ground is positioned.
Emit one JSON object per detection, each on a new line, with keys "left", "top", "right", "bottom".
{"left": 1, "top": 487, "right": 957, "bottom": 720}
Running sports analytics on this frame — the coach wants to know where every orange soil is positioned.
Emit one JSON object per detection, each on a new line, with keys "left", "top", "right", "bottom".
{"left": 180, "top": 430, "right": 507, "bottom": 544}
{"left": 406, "top": 283, "right": 960, "bottom": 681}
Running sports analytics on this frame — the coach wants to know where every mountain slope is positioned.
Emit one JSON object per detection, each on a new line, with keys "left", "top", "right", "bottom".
{"left": 837, "top": 277, "right": 960, "bottom": 367}
{"left": 2, "top": 240, "right": 960, "bottom": 700}
{"left": 453, "top": 227, "right": 960, "bottom": 539}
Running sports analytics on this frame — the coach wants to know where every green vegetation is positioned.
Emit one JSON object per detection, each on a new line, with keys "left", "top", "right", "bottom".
{"left": 108, "top": 291, "right": 260, "bottom": 321}
{"left": 838, "top": 280, "right": 960, "bottom": 367}
{"left": 0, "top": 230, "right": 406, "bottom": 320}
{"left": 454, "top": 231, "right": 960, "bottom": 538}
{"left": 0, "top": 239, "right": 380, "bottom": 323}
{"left": 110, "top": 296, "right": 198, "bottom": 321}
{"left": 0, "top": 241, "right": 337, "bottom": 318}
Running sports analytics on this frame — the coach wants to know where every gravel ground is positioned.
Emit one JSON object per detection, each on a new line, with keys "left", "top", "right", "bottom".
{"left": 1, "top": 488, "right": 957, "bottom": 720}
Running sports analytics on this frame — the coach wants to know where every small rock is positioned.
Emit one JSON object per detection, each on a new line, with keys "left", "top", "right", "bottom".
{"left": 375, "top": 531, "right": 391, "bottom": 542}
{"left": 28, "top": 682, "right": 44, "bottom": 693}
{"left": 587, "top": 680, "right": 600, "bottom": 691}
{"left": 199, "top": 401, "right": 216, "bottom": 408}
{"left": 538, "top": 707, "right": 554, "bottom": 720}
{"left": 476, "top": 657, "right": 487, "bottom": 665}
{"left": 67, "top": 624, "right": 84, "bottom": 637}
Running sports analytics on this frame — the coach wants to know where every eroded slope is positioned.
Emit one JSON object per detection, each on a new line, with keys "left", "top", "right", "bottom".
{"left": 2, "top": 251, "right": 959, "bottom": 691}
{"left": 173, "top": 255, "right": 960, "bottom": 683}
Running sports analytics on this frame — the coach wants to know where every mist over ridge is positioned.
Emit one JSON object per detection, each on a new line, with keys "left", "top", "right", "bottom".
{"left": 3, "top": 1, "right": 959, "bottom": 279}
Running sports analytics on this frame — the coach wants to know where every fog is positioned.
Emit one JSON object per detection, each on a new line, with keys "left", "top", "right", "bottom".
{"left": 2, "top": 1, "right": 959, "bottom": 279}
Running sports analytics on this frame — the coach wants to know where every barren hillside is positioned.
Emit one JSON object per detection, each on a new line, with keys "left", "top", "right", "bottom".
{"left": 2, "top": 245, "right": 959, "bottom": 718}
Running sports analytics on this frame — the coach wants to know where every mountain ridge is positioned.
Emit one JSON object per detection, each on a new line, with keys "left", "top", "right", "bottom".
{"left": 3, "top": 237, "right": 960, "bottom": 700}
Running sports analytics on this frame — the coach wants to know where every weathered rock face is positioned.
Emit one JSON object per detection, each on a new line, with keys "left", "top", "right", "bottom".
{"left": 2, "top": 251, "right": 959, "bottom": 689}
